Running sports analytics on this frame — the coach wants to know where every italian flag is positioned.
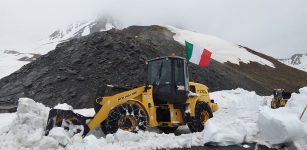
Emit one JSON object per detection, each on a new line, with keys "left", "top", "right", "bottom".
{"left": 185, "top": 41, "right": 212, "bottom": 66}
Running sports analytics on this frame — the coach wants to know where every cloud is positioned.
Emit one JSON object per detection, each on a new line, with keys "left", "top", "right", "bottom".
{"left": 0, "top": 0, "right": 306, "bottom": 57}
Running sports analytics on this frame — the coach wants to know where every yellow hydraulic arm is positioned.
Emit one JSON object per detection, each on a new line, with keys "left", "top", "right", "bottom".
{"left": 87, "top": 86, "right": 146, "bottom": 130}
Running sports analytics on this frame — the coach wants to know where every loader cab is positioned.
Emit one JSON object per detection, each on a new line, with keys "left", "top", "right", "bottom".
{"left": 147, "top": 56, "right": 189, "bottom": 104}
{"left": 273, "top": 89, "right": 291, "bottom": 100}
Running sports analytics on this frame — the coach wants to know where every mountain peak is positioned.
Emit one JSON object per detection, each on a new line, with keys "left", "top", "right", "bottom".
{"left": 48, "top": 15, "right": 120, "bottom": 42}
{"left": 279, "top": 53, "right": 307, "bottom": 72}
{"left": 31, "top": 16, "right": 121, "bottom": 55}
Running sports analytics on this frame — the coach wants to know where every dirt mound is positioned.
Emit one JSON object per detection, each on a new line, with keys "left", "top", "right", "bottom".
{"left": 0, "top": 25, "right": 307, "bottom": 111}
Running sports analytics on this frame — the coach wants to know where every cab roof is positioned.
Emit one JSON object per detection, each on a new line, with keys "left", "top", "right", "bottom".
{"left": 147, "top": 56, "right": 186, "bottom": 62}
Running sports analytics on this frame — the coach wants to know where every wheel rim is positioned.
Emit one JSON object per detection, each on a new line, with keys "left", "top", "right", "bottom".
{"left": 118, "top": 115, "right": 137, "bottom": 132}
{"left": 200, "top": 111, "right": 209, "bottom": 124}
{"left": 104, "top": 102, "right": 148, "bottom": 134}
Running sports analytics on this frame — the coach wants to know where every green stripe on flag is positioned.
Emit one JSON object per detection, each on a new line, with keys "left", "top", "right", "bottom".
{"left": 185, "top": 41, "right": 193, "bottom": 61}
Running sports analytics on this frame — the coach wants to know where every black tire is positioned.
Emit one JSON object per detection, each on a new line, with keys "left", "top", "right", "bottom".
{"left": 158, "top": 126, "right": 178, "bottom": 134}
{"left": 276, "top": 100, "right": 280, "bottom": 108}
{"left": 102, "top": 102, "right": 148, "bottom": 134}
{"left": 271, "top": 99, "right": 280, "bottom": 109}
{"left": 187, "top": 102, "right": 213, "bottom": 133}
{"left": 271, "top": 100, "right": 276, "bottom": 109}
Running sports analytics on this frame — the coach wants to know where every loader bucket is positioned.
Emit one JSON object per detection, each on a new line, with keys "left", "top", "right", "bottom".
{"left": 45, "top": 109, "right": 91, "bottom": 137}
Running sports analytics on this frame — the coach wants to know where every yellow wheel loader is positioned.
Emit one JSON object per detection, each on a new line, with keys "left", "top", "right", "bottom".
{"left": 271, "top": 89, "right": 291, "bottom": 109}
{"left": 45, "top": 56, "right": 218, "bottom": 136}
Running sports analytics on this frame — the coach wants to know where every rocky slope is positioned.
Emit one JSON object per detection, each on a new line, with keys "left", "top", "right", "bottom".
{"left": 1, "top": 25, "right": 307, "bottom": 112}
{"left": 0, "top": 16, "right": 119, "bottom": 80}
{"left": 279, "top": 53, "right": 307, "bottom": 72}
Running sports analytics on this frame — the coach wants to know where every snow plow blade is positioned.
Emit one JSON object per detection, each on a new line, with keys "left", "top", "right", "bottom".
{"left": 45, "top": 109, "right": 91, "bottom": 137}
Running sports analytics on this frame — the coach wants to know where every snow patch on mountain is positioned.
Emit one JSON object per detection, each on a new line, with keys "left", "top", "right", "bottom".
{"left": 0, "top": 50, "right": 40, "bottom": 78}
{"left": 165, "top": 25, "right": 275, "bottom": 68}
{"left": 102, "top": 23, "right": 116, "bottom": 32}
{"left": 82, "top": 26, "right": 90, "bottom": 36}
{"left": 279, "top": 54, "right": 307, "bottom": 72}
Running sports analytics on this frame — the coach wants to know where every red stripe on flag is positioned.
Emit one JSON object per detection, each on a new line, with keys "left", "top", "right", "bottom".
{"left": 199, "top": 49, "right": 212, "bottom": 66}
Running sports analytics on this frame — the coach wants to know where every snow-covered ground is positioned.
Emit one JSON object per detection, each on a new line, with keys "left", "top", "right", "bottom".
{"left": 165, "top": 25, "right": 275, "bottom": 68}
{"left": 0, "top": 89, "right": 306, "bottom": 149}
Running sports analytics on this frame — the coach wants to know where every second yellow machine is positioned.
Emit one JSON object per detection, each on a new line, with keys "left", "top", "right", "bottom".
{"left": 45, "top": 56, "right": 218, "bottom": 136}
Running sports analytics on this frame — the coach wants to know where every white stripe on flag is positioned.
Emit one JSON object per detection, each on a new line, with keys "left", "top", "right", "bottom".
{"left": 189, "top": 44, "right": 203, "bottom": 64}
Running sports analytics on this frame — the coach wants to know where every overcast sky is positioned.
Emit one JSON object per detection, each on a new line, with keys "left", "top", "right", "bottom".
{"left": 0, "top": 0, "right": 306, "bottom": 58}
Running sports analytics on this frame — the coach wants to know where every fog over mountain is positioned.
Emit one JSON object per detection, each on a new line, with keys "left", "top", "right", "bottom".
{"left": 0, "top": 0, "right": 307, "bottom": 57}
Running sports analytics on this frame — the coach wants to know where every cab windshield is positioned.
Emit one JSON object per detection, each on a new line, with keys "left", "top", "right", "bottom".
{"left": 147, "top": 58, "right": 171, "bottom": 85}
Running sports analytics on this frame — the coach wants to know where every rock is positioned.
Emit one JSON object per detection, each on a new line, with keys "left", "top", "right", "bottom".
{"left": 66, "top": 69, "right": 78, "bottom": 75}
{"left": 76, "top": 76, "right": 85, "bottom": 81}
{"left": 58, "top": 67, "right": 66, "bottom": 71}
{"left": 72, "top": 59, "right": 82, "bottom": 64}
{"left": 56, "top": 76, "right": 68, "bottom": 81}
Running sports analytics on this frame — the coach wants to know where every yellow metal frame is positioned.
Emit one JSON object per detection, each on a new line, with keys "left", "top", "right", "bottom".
{"left": 88, "top": 86, "right": 158, "bottom": 129}
{"left": 271, "top": 98, "right": 287, "bottom": 109}
{"left": 87, "top": 82, "right": 218, "bottom": 131}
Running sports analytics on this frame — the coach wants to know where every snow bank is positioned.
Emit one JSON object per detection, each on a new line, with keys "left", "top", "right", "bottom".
{"left": 258, "top": 87, "right": 307, "bottom": 149}
{"left": 98, "top": 130, "right": 202, "bottom": 149}
{"left": 66, "top": 129, "right": 204, "bottom": 150}
{"left": 204, "top": 119, "right": 247, "bottom": 146}
{"left": 286, "top": 88, "right": 307, "bottom": 121}
{"left": 284, "top": 87, "right": 307, "bottom": 149}
{"left": 1, "top": 88, "right": 306, "bottom": 149}
{"left": 205, "top": 87, "right": 307, "bottom": 148}
{"left": 257, "top": 107, "right": 304, "bottom": 145}
{"left": 0, "top": 98, "right": 50, "bottom": 149}
{"left": 0, "top": 113, "right": 16, "bottom": 134}
{"left": 49, "top": 127, "right": 71, "bottom": 146}
{"left": 165, "top": 25, "right": 275, "bottom": 68}
{"left": 0, "top": 98, "right": 204, "bottom": 150}
{"left": 299, "top": 87, "right": 307, "bottom": 95}
{"left": 73, "top": 108, "right": 95, "bottom": 117}
{"left": 54, "top": 103, "right": 73, "bottom": 110}
{"left": 203, "top": 88, "right": 268, "bottom": 146}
